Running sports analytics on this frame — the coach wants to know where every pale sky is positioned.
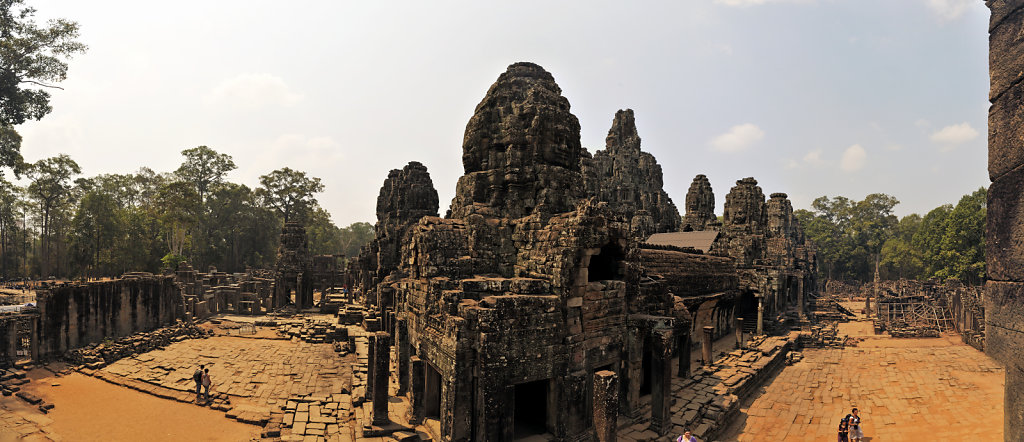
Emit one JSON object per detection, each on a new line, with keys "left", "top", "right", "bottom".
{"left": 18, "top": 0, "right": 990, "bottom": 227}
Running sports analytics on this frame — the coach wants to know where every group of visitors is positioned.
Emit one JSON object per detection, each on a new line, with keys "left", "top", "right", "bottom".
{"left": 193, "top": 364, "right": 213, "bottom": 402}
{"left": 837, "top": 408, "right": 864, "bottom": 442}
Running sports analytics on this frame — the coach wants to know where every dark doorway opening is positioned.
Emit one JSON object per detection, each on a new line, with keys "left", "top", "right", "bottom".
{"left": 425, "top": 363, "right": 442, "bottom": 418}
{"left": 589, "top": 243, "right": 625, "bottom": 282}
{"left": 513, "top": 380, "right": 548, "bottom": 439}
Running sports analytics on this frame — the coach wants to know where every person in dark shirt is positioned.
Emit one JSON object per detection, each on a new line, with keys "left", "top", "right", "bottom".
{"left": 837, "top": 416, "right": 850, "bottom": 442}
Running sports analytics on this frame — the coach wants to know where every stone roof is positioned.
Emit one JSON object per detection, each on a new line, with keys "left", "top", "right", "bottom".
{"left": 645, "top": 231, "right": 720, "bottom": 253}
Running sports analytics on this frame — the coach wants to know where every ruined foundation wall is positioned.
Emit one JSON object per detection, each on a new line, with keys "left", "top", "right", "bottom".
{"left": 985, "top": 3, "right": 1024, "bottom": 439}
{"left": 36, "top": 276, "right": 180, "bottom": 358}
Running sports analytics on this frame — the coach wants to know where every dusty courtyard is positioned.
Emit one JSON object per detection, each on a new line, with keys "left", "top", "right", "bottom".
{"left": 721, "top": 319, "right": 1004, "bottom": 441}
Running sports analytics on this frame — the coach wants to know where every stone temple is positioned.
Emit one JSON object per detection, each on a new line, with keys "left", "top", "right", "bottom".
{"left": 350, "top": 62, "right": 818, "bottom": 441}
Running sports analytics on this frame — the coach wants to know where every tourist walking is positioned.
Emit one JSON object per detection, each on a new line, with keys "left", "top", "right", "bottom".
{"left": 847, "top": 408, "right": 864, "bottom": 442}
{"left": 837, "top": 415, "right": 850, "bottom": 442}
{"left": 193, "top": 364, "right": 204, "bottom": 400}
{"left": 201, "top": 368, "right": 212, "bottom": 400}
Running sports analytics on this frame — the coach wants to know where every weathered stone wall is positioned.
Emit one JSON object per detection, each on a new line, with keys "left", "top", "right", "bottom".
{"left": 35, "top": 276, "right": 180, "bottom": 358}
{"left": 987, "top": 8, "right": 1024, "bottom": 438}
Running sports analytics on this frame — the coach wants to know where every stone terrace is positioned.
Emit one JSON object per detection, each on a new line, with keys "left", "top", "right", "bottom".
{"left": 720, "top": 335, "right": 1003, "bottom": 441}
{"left": 88, "top": 334, "right": 355, "bottom": 440}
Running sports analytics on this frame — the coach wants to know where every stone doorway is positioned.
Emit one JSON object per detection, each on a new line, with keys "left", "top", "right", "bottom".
{"left": 424, "top": 362, "right": 442, "bottom": 419}
{"left": 513, "top": 379, "right": 549, "bottom": 440}
{"left": 588, "top": 243, "right": 625, "bottom": 282}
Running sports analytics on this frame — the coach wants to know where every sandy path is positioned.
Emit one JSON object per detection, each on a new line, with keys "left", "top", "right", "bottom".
{"left": 22, "top": 371, "right": 261, "bottom": 442}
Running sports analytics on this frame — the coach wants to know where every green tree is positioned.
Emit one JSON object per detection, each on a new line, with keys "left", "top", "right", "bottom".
{"left": 257, "top": 167, "right": 324, "bottom": 222}
{"left": 25, "top": 154, "right": 79, "bottom": 276}
{"left": 174, "top": 146, "right": 236, "bottom": 204}
{"left": 338, "top": 221, "right": 374, "bottom": 259}
{"left": 70, "top": 189, "right": 121, "bottom": 277}
{"left": 0, "top": 0, "right": 87, "bottom": 173}
{"left": 934, "top": 188, "right": 986, "bottom": 284}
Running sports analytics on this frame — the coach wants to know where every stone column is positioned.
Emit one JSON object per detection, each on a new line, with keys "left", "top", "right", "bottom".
{"left": 756, "top": 294, "right": 765, "bottom": 335}
{"left": 797, "top": 278, "right": 805, "bottom": 318}
{"left": 649, "top": 328, "right": 673, "bottom": 435}
{"left": 735, "top": 317, "right": 744, "bottom": 349}
{"left": 372, "top": 332, "right": 391, "bottom": 425}
{"left": 701, "top": 326, "right": 714, "bottom": 365}
{"left": 7, "top": 319, "right": 18, "bottom": 362}
{"left": 397, "top": 317, "right": 410, "bottom": 395}
{"left": 408, "top": 356, "right": 424, "bottom": 424}
{"left": 29, "top": 319, "right": 38, "bottom": 362}
{"left": 365, "top": 333, "right": 376, "bottom": 401}
{"left": 593, "top": 370, "right": 619, "bottom": 442}
{"left": 677, "top": 326, "right": 691, "bottom": 378}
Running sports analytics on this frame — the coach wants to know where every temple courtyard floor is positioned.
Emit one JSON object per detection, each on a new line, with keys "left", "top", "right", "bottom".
{"left": 719, "top": 319, "right": 1004, "bottom": 441}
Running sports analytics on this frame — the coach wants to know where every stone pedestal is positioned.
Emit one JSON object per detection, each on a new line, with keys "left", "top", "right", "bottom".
{"left": 701, "top": 326, "right": 714, "bottom": 365}
{"left": 735, "top": 317, "right": 744, "bottom": 349}
{"left": 372, "top": 332, "right": 391, "bottom": 425}
{"left": 593, "top": 370, "right": 618, "bottom": 442}
{"left": 677, "top": 327, "right": 691, "bottom": 378}
{"left": 409, "top": 356, "right": 425, "bottom": 424}
{"left": 650, "top": 328, "right": 673, "bottom": 435}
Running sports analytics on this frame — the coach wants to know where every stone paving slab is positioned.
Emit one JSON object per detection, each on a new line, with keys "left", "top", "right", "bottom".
{"left": 719, "top": 335, "right": 1004, "bottom": 441}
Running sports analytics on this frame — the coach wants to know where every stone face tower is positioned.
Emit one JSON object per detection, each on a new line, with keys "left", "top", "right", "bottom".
{"left": 449, "top": 62, "right": 585, "bottom": 220}
{"left": 682, "top": 174, "right": 716, "bottom": 231}
{"left": 581, "top": 109, "right": 681, "bottom": 240}
{"left": 273, "top": 221, "right": 313, "bottom": 309}
{"left": 374, "top": 161, "right": 439, "bottom": 281}
{"left": 985, "top": 3, "right": 1024, "bottom": 439}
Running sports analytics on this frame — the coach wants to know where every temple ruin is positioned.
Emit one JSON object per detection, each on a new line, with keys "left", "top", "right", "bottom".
{"left": 347, "top": 62, "right": 819, "bottom": 441}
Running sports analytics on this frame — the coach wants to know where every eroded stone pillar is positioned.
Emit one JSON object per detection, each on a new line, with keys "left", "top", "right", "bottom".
{"left": 756, "top": 294, "right": 765, "bottom": 335}
{"left": 735, "top": 317, "right": 744, "bottom": 349}
{"left": 365, "top": 333, "right": 376, "bottom": 401}
{"left": 797, "top": 278, "right": 805, "bottom": 318}
{"left": 701, "top": 325, "right": 714, "bottom": 365}
{"left": 397, "top": 317, "right": 410, "bottom": 395}
{"left": 650, "top": 328, "right": 673, "bottom": 435}
{"left": 409, "top": 356, "right": 424, "bottom": 424}
{"left": 372, "top": 332, "right": 391, "bottom": 425}
{"left": 677, "top": 327, "right": 691, "bottom": 378}
{"left": 593, "top": 370, "right": 619, "bottom": 442}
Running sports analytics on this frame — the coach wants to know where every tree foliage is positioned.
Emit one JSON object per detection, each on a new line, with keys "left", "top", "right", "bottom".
{"left": 0, "top": 0, "right": 87, "bottom": 173}
{"left": 1, "top": 147, "right": 371, "bottom": 280}
{"left": 800, "top": 189, "right": 986, "bottom": 284}
{"left": 257, "top": 167, "right": 324, "bottom": 222}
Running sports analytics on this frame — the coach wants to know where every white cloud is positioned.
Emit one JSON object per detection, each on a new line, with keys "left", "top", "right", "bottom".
{"left": 924, "top": 0, "right": 974, "bottom": 22}
{"left": 929, "top": 122, "right": 978, "bottom": 148}
{"left": 710, "top": 123, "right": 764, "bottom": 152}
{"left": 714, "top": 0, "right": 814, "bottom": 6}
{"left": 840, "top": 144, "right": 866, "bottom": 172}
{"left": 204, "top": 73, "right": 303, "bottom": 109}
{"left": 802, "top": 148, "right": 825, "bottom": 166}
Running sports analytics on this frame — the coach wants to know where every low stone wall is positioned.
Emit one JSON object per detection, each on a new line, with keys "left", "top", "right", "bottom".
{"left": 64, "top": 321, "right": 210, "bottom": 368}
{"left": 36, "top": 276, "right": 182, "bottom": 358}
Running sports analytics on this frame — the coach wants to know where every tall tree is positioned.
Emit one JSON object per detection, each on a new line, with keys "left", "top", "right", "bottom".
{"left": 25, "top": 154, "right": 79, "bottom": 276}
{"left": 0, "top": 0, "right": 87, "bottom": 174}
{"left": 257, "top": 167, "right": 324, "bottom": 222}
{"left": 174, "top": 146, "right": 236, "bottom": 204}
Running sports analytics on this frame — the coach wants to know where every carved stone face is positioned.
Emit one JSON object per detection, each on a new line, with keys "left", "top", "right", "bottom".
{"left": 541, "top": 141, "right": 572, "bottom": 168}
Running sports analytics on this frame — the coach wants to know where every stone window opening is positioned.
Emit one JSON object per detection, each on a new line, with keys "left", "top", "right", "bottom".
{"left": 513, "top": 379, "right": 550, "bottom": 440}
{"left": 588, "top": 243, "right": 625, "bottom": 282}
